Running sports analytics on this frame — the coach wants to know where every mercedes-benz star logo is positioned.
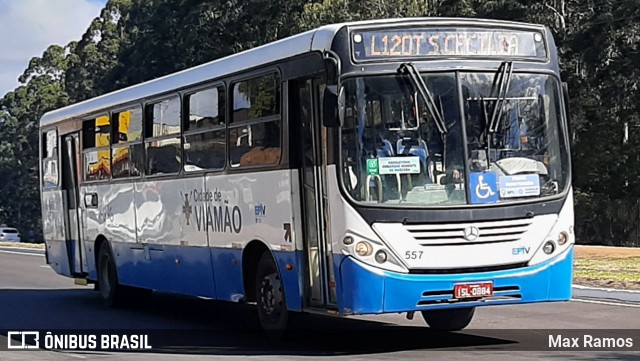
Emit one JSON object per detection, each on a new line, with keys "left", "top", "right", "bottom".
{"left": 463, "top": 226, "right": 480, "bottom": 241}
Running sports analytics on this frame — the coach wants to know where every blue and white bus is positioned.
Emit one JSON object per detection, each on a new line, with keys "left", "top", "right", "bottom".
{"left": 39, "top": 17, "right": 573, "bottom": 335}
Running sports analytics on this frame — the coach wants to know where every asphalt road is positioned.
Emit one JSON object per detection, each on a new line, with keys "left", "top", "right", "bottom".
{"left": 0, "top": 248, "right": 638, "bottom": 360}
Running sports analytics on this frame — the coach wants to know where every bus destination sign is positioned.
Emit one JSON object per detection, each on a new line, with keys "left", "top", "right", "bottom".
{"left": 352, "top": 27, "right": 546, "bottom": 61}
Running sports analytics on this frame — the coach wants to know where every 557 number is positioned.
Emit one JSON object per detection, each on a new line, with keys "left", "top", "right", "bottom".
{"left": 405, "top": 251, "right": 423, "bottom": 260}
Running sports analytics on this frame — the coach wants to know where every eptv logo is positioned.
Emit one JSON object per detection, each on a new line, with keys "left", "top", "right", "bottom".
{"left": 255, "top": 204, "right": 266, "bottom": 217}
{"left": 512, "top": 246, "right": 531, "bottom": 255}
{"left": 7, "top": 331, "right": 40, "bottom": 349}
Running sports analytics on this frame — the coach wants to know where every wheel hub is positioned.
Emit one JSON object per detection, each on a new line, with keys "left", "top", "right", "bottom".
{"left": 259, "top": 273, "right": 282, "bottom": 316}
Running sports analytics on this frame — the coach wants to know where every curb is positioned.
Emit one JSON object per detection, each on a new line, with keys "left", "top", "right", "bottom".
{"left": 0, "top": 246, "right": 45, "bottom": 255}
{"left": 572, "top": 285, "right": 640, "bottom": 303}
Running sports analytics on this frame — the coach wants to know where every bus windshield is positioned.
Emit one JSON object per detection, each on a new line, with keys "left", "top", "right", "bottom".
{"left": 340, "top": 72, "right": 569, "bottom": 206}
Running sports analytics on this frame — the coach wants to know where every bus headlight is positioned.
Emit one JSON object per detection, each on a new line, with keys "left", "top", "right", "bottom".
{"left": 557, "top": 232, "right": 569, "bottom": 245}
{"left": 355, "top": 241, "right": 373, "bottom": 257}
{"left": 543, "top": 241, "right": 556, "bottom": 255}
{"left": 374, "top": 250, "right": 387, "bottom": 264}
{"left": 341, "top": 231, "right": 408, "bottom": 273}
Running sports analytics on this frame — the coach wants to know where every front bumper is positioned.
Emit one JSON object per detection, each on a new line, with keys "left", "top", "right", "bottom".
{"left": 338, "top": 246, "right": 574, "bottom": 314}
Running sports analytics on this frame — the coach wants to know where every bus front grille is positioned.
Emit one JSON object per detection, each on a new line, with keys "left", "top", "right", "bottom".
{"left": 404, "top": 218, "right": 532, "bottom": 246}
{"left": 408, "top": 262, "right": 529, "bottom": 274}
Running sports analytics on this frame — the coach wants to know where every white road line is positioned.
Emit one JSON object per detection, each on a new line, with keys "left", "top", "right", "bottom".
{"left": 0, "top": 249, "right": 44, "bottom": 257}
{"left": 573, "top": 284, "right": 640, "bottom": 294}
{"left": 571, "top": 298, "right": 640, "bottom": 308}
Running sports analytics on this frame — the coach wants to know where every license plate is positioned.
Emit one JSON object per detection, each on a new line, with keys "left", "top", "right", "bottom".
{"left": 453, "top": 282, "right": 493, "bottom": 299}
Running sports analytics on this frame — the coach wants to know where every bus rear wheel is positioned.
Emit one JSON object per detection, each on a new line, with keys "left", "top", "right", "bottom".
{"left": 98, "top": 242, "right": 124, "bottom": 307}
{"left": 255, "top": 252, "right": 288, "bottom": 339}
{"left": 421, "top": 307, "right": 475, "bottom": 331}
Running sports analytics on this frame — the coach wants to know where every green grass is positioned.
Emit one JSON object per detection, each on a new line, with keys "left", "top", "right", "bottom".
{"left": 574, "top": 257, "right": 640, "bottom": 283}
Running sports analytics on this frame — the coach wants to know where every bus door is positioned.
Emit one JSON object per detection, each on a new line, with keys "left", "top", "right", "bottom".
{"left": 60, "top": 133, "right": 86, "bottom": 275}
{"left": 295, "top": 78, "right": 337, "bottom": 308}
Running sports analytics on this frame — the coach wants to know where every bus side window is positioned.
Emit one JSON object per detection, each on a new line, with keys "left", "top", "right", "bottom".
{"left": 42, "top": 158, "right": 59, "bottom": 189}
{"left": 111, "top": 107, "right": 143, "bottom": 179}
{"left": 82, "top": 115, "right": 111, "bottom": 181}
{"left": 183, "top": 86, "right": 226, "bottom": 172}
{"left": 144, "top": 96, "right": 181, "bottom": 175}
{"left": 229, "top": 73, "right": 282, "bottom": 167}
{"left": 42, "top": 129, "right": 59, "bottom": 189}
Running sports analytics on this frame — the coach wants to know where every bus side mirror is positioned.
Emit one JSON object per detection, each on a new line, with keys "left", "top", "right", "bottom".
{"left": 323, "top": 86, "right": 345, "bottom": 128}
{"left": 324, "top": 55, "right": 340, "bottom": 86}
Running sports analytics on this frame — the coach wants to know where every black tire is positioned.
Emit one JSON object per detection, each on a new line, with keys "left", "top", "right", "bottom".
{"left": 255, "top": 252, "right": 288, "bottom": 339}
{"left": 421, "top": 307, "right": 475, "bottom": 331}
{"left": 97, "top": 242, "right": 124, "bottom": 307}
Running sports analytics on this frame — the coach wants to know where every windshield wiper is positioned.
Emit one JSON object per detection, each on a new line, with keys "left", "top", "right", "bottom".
{"left": 473, "top": 61, "right": 512, "bottom": 168}
{"left": 488, "top": 61, "right": 513, "bottom": 133}
{"left": 398, "top": 63, "right": 447, "bottom": 134}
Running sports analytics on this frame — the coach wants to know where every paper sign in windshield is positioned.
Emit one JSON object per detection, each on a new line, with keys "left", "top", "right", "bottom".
{"left": 499, "top": 175, "right": 540, "bottom": 198}
{"left": 379, "top": 157, "right": 420, "bottom": 174}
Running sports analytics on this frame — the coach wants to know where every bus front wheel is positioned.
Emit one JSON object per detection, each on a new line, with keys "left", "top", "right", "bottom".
{"left": 421, "top": 307, "right": 475, "bottom": 331}
{"left": 255, "top": 252, "right": 288, "bottom": 339}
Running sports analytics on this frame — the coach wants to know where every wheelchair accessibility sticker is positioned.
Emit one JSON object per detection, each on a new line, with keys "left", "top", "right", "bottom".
{"left": 469, "top": 172, "right": 499, "bottom": 204}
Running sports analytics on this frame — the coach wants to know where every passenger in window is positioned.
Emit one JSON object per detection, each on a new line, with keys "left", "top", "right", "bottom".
{"left": 239, "top": 123, "right": 280, "bottom": 166}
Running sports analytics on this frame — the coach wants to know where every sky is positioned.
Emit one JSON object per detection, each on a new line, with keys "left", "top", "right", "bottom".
{"left": 0, "top": 0, "right": 106, "bottom": 97}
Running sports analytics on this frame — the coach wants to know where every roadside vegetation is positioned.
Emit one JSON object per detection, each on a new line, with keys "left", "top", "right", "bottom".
{"left": 2, "top": 0, "right": 640, "bottom": 250}
{"left": 573, "top": 246, "right": 640, "bottom": 290}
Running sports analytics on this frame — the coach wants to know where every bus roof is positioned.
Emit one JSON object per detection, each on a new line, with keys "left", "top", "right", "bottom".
{"left": 39, "top": 17, "right": 546, "bottom": 128}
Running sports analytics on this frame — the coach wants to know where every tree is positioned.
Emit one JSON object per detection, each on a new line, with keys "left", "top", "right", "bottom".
{"left": 0, "top": 44, "right": 72, "bottom": 237}
{"left": 2, "top": 0, "right": 640, "bottom": 246}
{"left": 65, "top": 0, "right": 133, "bottom": 102}
{"left": 298, "top": 0, "right": 437, "bottom": 31}
{"left": 105, "top": 0, "right": 310, "bottom": 90}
